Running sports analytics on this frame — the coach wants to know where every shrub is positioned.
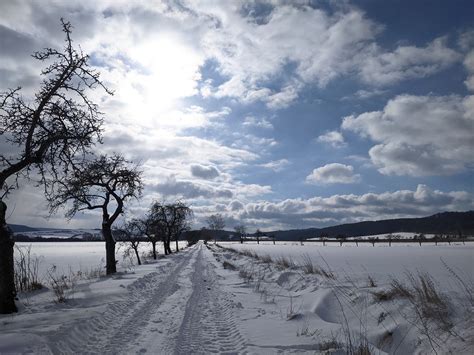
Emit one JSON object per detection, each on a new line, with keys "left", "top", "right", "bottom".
{"left": 14, "top": 245, "right": 43, "bottom": 292}
{"left": 47, "top": 266, "right": 77, "bottom": 303}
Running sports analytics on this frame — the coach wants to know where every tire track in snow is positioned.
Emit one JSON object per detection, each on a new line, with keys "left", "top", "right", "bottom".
{"left": 43, "top": 249, "right": 196, "bottom": 354}
{"left": 172, "top": 245, "right": 246, "bottom": 354}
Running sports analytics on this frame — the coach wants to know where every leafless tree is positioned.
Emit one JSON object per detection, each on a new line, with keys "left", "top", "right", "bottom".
{"left": 0, "top": 20, "right": 111, "bottom": 314}
{"left": 49, "top": 154, "right": 143, "bottom": 274}
{"left": 206, "top": 213, "right": 225, "bottom": 243}
{"left": 114, "top": 219, "right": 147, "bottom": 266}
{"left": 149, "top": 201, "right": 193, "bottom": 255}
{"left": 138, "top": 215, "right": 160, "bottom": 260}
{"left": 234, "top": 224, "right": 246, "bottom": 244}
{"left": 255, "top": 228, "right": 263, "bottom": 245}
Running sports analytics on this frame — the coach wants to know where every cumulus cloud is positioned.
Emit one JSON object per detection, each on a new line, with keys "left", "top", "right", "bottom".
{"left": 317, "top": 131, "right": 346, "bottom": 148}
{"left": 229, "top": 200, "right": 245, "bottom": 211}
{"left": 359, "top": 37, "right": 460, "bottom": 85}
{"left": 342, "top": 94, "right": 474, "bottom": 176}
{"left": 152, "top": 177, "right": 233, "bottom": 199}
{"left": 259, "top": 159, "right": 290, "bottom": 172}
{"left": 243, "top": 116, "right": 273, "bottom": 130}
{"left": 201, "top": 5, "right": 379, "bottom": 107}
{"left": 190, "top": 164, "right": 220, "bottom": 179}
{"left": 231, "top": 185, "right": 474, "bottom": 230}
{"left": 464, "top": 50, "right": 474, "bottom": 91}
{"left": 306, "top": 163, "right": 360, "bottom": 184}
{"left": 0, "top": 1, "right": 462, "bottom": 114}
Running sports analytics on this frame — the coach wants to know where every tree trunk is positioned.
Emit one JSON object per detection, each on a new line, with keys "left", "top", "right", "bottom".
{"left": 0, "top": 226, "right": 17, "bottom": 314}
{"left": 102, "top": 224, "right": 117, "bottom": 274}
{"left": 133, "top": 246, "right": 141, "bottom": 265}
{"left": 166, "top": 239, "right": 172, "bottom": 255}
{"left": 152, "top": 241, "right": 157, "bottom": 259}
{"left": 175, "top": 238, "right": 179, "bottom": 252}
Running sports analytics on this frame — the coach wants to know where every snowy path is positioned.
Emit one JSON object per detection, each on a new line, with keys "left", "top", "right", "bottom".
{"left": 35, "top": 243, "right": 247, "bottom": 354}
{"left": 5, "top": 241, "right": 471, "bottom": 354}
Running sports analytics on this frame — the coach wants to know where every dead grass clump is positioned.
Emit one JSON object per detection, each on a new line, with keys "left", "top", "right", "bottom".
{"left": 367, "top": 275, "right": 377, "bottom": 288}
{"left": 47, "top": 266, "right": 77, "bottom": 303}
{"left": 441, "top": 257, "right": 474, "bottom": 307}
{"left": 406, "top": 271, "right": 451, "bottom": 329}
{"left": 300, "top": 255, "right": 335, "bottom": 279}
{"left": 240, "top": 249, "right": 257, "bottom": 258}
{"left": 276, "top": 256, "right": 296, "bottom": 269}
{"left": 239, "top": 268, "right": 254, "bottom": 283}
{"left": 14, "top": 245, "right": 43, "bottom": 292}
{"left": 300, "top": 254, "right": 315, "bottom": 274}
{"left": 260, "top": 254, "right": 273, "bottom": 263}
{"left": 222, "top": 260, "right": 237, "bottom": 270}
{"left": 375, "top": 271, "right": 452, "bottom": 330}
{"left": 319, "top": 339, "right": 343, "bottom": 351}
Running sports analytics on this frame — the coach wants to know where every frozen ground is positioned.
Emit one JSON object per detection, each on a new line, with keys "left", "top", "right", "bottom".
{"left": 14, "top": 241, "right": 187, "bottom": 282}
{"left": 219, "top": 241, "right": 474, "bottom": 285}
{"left": 1, "top": 241, "right": 473, "bottom": 354}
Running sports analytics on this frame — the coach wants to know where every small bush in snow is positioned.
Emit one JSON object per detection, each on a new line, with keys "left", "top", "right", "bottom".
{"left": 14, "top": 245, "right": 43, "bottom": 292}
{"left": 48, "top": 266, "right": 77, "bottom": 303}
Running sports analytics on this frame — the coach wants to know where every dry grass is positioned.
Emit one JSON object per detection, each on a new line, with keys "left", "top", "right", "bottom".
{"left": 222, "top": 260, "right": 237, "bottom": 270}
{"left": 374, "top": 271, "right": 452, "bottom": 331}
{"left": 300, "top": 254, "right": 335, "bottom": 278}
{"left": 260, "top": 254, "right": 273, "bottom": 263}
{"left": 47, "top": 266, "right": 77, "bottom": 303}
{"left": 275, "top": 256, "right": 296, "bottom": 269}
{"left": 14, "top": 245, "right": 43, "bottom": 292}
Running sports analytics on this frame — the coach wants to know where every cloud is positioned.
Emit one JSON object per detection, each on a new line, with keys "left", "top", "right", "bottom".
{"left": 201, "top": 5, "right": 379, "bottom": 107}
{"left": 464, "top": 49, "right": 474, "bottom": 91}
{"left": 317, "top": 131, "right": 346, "bottom": 148}
{"left": 229, "top": 200, "right": 245, "bottom": 211}
{"left": 342, "top": 94, "right": 474, "bottom": 176}
{"left": 306, "top": 163, "right": 360, "bottom": 184}
{"left": 190, "top": 164, "right": 220, "bottom": 179}
{"left": 151, "top": 177, "right": 233, "bottom": 199}
{"left": 0, "top": 1, "right": 462, "bottom": 115}
{"left": 259, "top": 159, "right": 290, "bottom": 172}
{"left": 359, "top": 37, "right": 460, "bottom": 86}
{"left": 341, "top": 88, "right": 387, "bottom": 101}
{"left": 230, "top": 185, "right": 474, "bottom": 230}
{"left": 243, "top": 116, "right": 273, "bottom": 130}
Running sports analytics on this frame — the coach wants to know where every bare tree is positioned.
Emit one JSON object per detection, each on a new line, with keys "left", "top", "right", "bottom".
{"left": 0, "top": 20, "right": 111, "bottom": 314}
{"left": 114, "top": 219, "right": 147, "bottom": 266}
{"left": 139, "top": 215, "right": 160, "bottom": 260}
{"left": 206, "top": 213, "right": 225, "bottom": 243}
{"left": 49, "top": 154, "right": 143, "bottom": 274}
{"left": 234, "top": 224, "right": 246, "bottom": 244}
{"left": 149, "top": 201, "right": 193, "bottom": 255}
{"left": 255, "top": 228, "right": 263, "bottom": 245}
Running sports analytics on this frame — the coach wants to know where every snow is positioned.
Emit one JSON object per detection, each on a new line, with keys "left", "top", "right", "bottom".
{"left": 219, "top": 241, "right": 474, "bottom": 285}
{"left": 1, "top": 241, "right": 473, "bottom": 354}
{"left": 14, "top": 241, "right": 187, "bottom": 281}
{"left": 308, "top": 232, "right": 438, "bottom": 240}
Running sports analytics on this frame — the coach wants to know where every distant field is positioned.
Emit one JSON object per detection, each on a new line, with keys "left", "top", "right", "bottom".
{"left": 219, "top": 241, "right": 474, "bottom": 287}
{"left": 15, "top": 241, "right": 188, "bottom": 281}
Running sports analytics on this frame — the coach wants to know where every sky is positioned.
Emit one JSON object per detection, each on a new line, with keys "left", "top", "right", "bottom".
{"left": 0, "top": 0, "right": 473, "bottom": 231}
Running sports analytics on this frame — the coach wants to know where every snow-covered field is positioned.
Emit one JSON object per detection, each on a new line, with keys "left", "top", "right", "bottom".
{"left": 219, "top": 241, "right": 474, "bottom": 285}
{"left": 1, "top": 241, "right": 473, "bottom": 354}
{"left": 14, "top": 241, "right": 188, "bottom": 281}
